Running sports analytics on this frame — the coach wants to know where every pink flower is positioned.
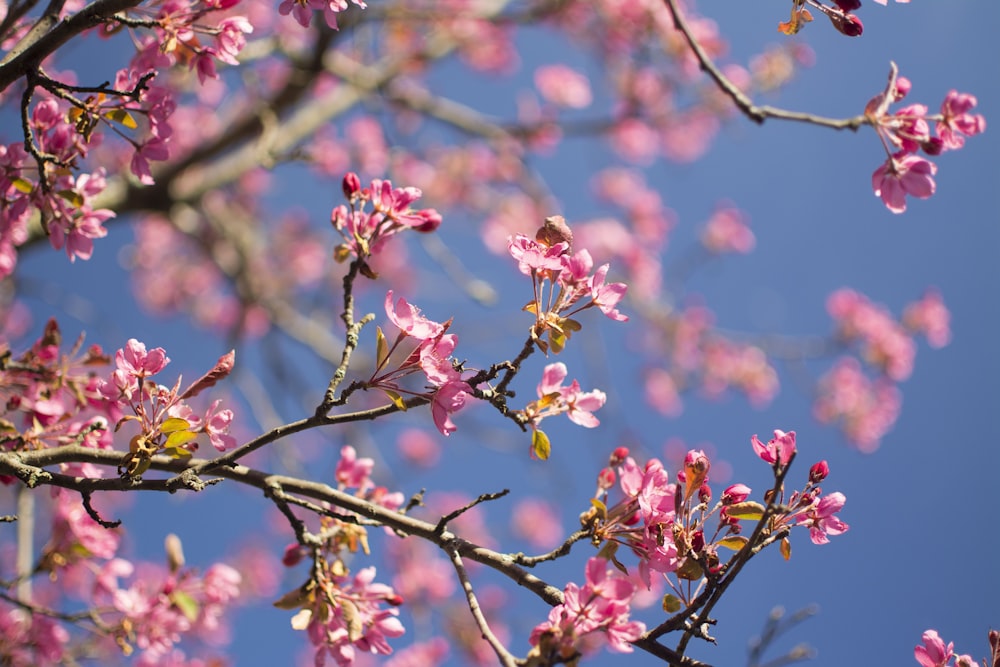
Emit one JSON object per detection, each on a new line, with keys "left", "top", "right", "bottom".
{"left": 117, "top": 339, "right": 170, "bottom": 377}
{"left": 507, "top": 233, "right": 568, "bottom": 275}
{"left": 751, "top": 429, "right": 796, "bottom": 466}
{"left": 589, "top": 264, "right": 628, "bottom": 321}
{"left": 214, "top": 16, "right": 253, "bottom": 66}
{"left": 915, "top": 630, "right": 954, "bottom": 667}
{"left": 534, "top": 64, "right": 593, "bottom": 109}
{"left": 204, "top": 399, "right": 236, "bottom": 451}
{"left": 872, "top": 153, "right": 937, "bottom": 214}
{"left": 335, "top": 445, "right": 374, "bottom": 491}
{"left": 937, "top": 90, "right": 986, "bottom": 151}
{"left": 385, "top": 291, "right": 445, "bottom": 340}
{"left": 701, "top": 205, "right": 755, "bottom": 254}
{"left": 903, "top": 289, "right": 951, "bottom": 348}
{"left": 430, "top": 380, "right": 470, "bottom": 436}
{"left": 131, "top": 139, "right": 169, "bottom": 185}
{"left": 803, "top": 491, "right": 849, "bottom": 544}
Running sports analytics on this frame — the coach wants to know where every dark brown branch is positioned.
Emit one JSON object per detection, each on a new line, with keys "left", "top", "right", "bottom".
{"left": 0, "top": 0, "right": 145, "bottom": 90}
{"left": 662, "top": 0, "right": 868, "bottom": 131}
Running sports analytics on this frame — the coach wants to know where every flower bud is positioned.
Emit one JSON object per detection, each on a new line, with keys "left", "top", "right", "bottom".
{"left": 597, "top": 466, "right": 616, "bottom": 491}
{"left": 690, "top": 530, "right": 705, "bottom": 553}
{"left": 828, "top": 12, "right": 863, "bottom": 36}
{"left": 698, "top": 483, "right": 712, "bottom": 504}
{"left": 922, "top": 137, "right": 944, "bottom": 156}
{"left": 609, "top": 446, "right": 629, "bottom": 467}
{"left": 165, "top": 533, "right": 185, "bottom": 573}
{"left": 809, "top": 460, "right": 830, "bottom": 484}
{"left": 895, "top": 76, "right": 912, "bottom": 101}
{"left": 412, "top": 208, "right": 442, "bottom": 233}
{"left": 833, "top": 0, "right": 860, "bottom": 10}
{"left": 721, "top": 483, "right": 751, "bottom": 505}
{"left": 536, "top": 215, "right": 573, "bottom": 248}
{"left": 342, "top": 171, "right": 361, "bottom": 199}
{"left": 282, "top": 543, "right": 305, "bottom": 567}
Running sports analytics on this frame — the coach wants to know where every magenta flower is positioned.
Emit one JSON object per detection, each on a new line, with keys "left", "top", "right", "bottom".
{"left": 535, "top": 64, "right": 593, "bottom": 109}
{"left": 385, "top": 291, "right": 445, "bottom": 341}
{"left": 937, "top": 90, "right": 986, "bottom": 151}
{"left": 214, "top": 16, "right": 253, "bottom": 66}
{"left": 803, "top": 491, "right": 849, "bottom": 544}
{"left": 915, "top": 630, "right": 955, "bottom": 667}
{"left": 430, "top": 380, "right": 470, "bottom": 436}
{"left": 589, "top": 264, "right": 629, "bottom": 322}
{"left": 203, "top": 399, "right": 236, "bottom": 451}
{"left": 872, "top": 153, "right": 937, "bottom": 214}
{"left": 751, "top": 429, "right": 796, "bottom": 466}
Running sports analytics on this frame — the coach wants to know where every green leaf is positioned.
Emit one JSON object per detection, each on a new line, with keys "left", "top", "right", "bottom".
{"left": 383, "top": 389, "right": 407, "bottom": 411}
{"left": 376, "top": 326, "right": 388, "bottom": 368}
{"left": 11, "top": 177, "right": 33, "bottom": 194}
{"left": 662, "top": 594, "right": 682, "bottom": 613}
{"left": 531, "top": 429, "right": 551, "bottom": 460}
{"left": 164, "top": 446, "right": 193, "bottom": 459}
{"left": 103, "top": 108, "right": 138, "bottom": 129}
{"left": 726, "top": 501, "right": 766, "bottom": 520}
{"left": 170, "top": 590, "right": 199, "bottom": 622}
{"left": 161, "top": 417, "right": 191, "bottom": 433}
{"left": 56, "top": 189, "right": 84, "bottom": 207}
{"left": 165, "top": 429, "right": 197, "bottom": 449}
{"left": 717, "top": 535, "right": 749, "bottom": 551}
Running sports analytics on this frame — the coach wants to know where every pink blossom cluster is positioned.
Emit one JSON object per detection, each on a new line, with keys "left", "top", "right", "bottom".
{"left": 0, "top": 317, "right": 237, "bottom": 485}
{"left": 522, "top": 362, "right": 607, "bottom": 429}
{"left": 127, "top": 208, "right": 327, "bottom": 335}
{"left": 331, "top": 173, "right": 442, "bottom": 266}
{"left": 93, "top": 551, "right": 242, "bottom": 662}
{"left": 0, "top": 111, "right": 113, "bottom": 276}
{"left": 0, "top": 319, "right": 113, "bottom": 482}
{"left": 528, "top": 557, "right": 646, "bottom": 661}
{"left": 813, "top": 357, "right": 901, "bottom": 452}
{"left": 96, "top": 339, "right": 237, "bottom": 476}
{"left": 700, "top": 204, "right": 755, "bottom": 255}
{"left": 334, "top": 445, "right": 405, "bottom": 511}
{"left": 818, "top": 287, "right": 950, "bottom": 449}
{"left": 278, "top": 0, "right": 366, "bottom": 30}
{"left": 369, "top": 291, "right": 472, "bottom": 436}
{"left": 507, "top": 224, "right": 628, "bottom": 355}
{"left": 0, "top": 0, "right": 255, "bottom": 275}
{"left": 827, "top": 287, "right": 917, "bottom": 381}
{"left": 866, "top": 65, "right": 985, "bottom": 213}
{"left": 583, "top": 431, "right": 847, "bottom": 599}
{"left": 640, "top": 303, "right": 779, "bottom": 417}
{"left": 519, "top": 362, "right": 608, "bottom": 459}
{"left": 3, "top": 486, "right": 243, "bottom": 666}
{"left": 279, "top": 447, "right": 407, "bottom": 665}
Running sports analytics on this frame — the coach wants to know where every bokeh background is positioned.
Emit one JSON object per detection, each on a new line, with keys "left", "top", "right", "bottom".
{"left": 6, "top": 1, "right": 998, "bottom": 666}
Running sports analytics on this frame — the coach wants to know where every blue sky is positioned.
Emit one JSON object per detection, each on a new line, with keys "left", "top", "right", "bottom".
{"left": 7, "top": 1, "right": 999, "bottom": 666}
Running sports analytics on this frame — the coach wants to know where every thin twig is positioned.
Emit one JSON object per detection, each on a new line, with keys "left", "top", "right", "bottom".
{"left": 446, "top": 544, "right": 521, "bottom": 667}
{"left": 662, "top": 0, "right": 868, "bottom": 131}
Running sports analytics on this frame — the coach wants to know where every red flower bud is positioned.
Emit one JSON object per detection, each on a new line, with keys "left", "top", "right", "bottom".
{"left": 809, "top": 460, "right": 830, "bottom": 484}
{"left": 922, "top": 137, "right": 944, "bottom": 156}
{"left": 597, "top": 466, "right": 616, "bottom": 491}
{"left": 833, "top": 0, "right": 861, "bottom": 10}
{"left": 828, "top": 12, "right": 863, "bottom": 36}
{"left": 690, "top": 530, "right": 705, "bottom": 553}
{"left": 342, "top": 171, "right": 361, "bottom": 199}
{"left": 282, "top": 543, "right": 305, "bottom": 567}
{"left": 412, "top": 208, "right": 442, "bottom": 233}
{"left": 609, "top": 446, "right": 629, "bottom": 467}
{"left": 698, "top": 483, "right": 712, "bottom": 504}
